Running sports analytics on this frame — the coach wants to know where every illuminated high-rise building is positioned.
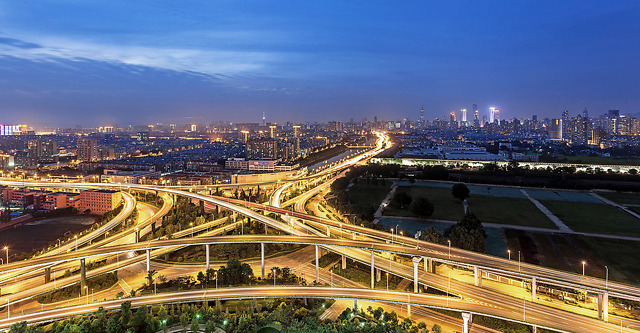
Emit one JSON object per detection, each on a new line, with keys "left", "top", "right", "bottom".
{"left": 77, "top": 138, "right": 98, "bottom": 162}
{"left": 238, "top": 130, "right": 249, "bottom": 143}
{"left": 420, "top": 106, "right": 425, "bottom": 127}
{"left": 561, "top": 110, "right": 570, "bottom": 140}
{"left": 292, "top": 125, "right": 301, "bottom": 138}
{"left": 489, "top": 107, "right": 496, "bottom": 123}
{"left": 494, "top": 109, "right": 500, "bottom": 123}
{"left": 449, "top": 111, "right": 457, "bottom": 128}
{"left": 0, "top": 125, "right": 26, "bottom": 136}
{"left": 548, "top": 119, "right": 562, "bottom": 139}
{"left": 269, "top": 125, "right": 277, "bottom": 138}
{"left": 28, "top": 140, "right": 43, "bottom": 158}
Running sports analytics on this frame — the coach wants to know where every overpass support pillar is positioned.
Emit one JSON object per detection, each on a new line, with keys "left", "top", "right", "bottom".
{"left": 406, "top": 304, "right": 411, "bottom": 318}
{"left": 44, "top": 267, "right": 51, "bottom": 284}
{"left": 370, "top": 250, "right": 375, "bottom": 289}
{"left": 146, "top": 249, "right": 151, "bottom": 285}
{"left": 315, "top": 245, "right": 319, "bottom": 283}
{"left": 532, "top": 326, "right": 537, "bottom": 333}
{"left": 598, "top": 291, "right": 609, "bottom": 321}
{"left": 326, "top": 226, "right": 330, "bottom": 237}
{"left": 205, "top": 244, "right": 210, "bottom": 271}
{"left": 264, "top": 224, "right": 268, "bottom": 235}
{"left": 353, "top": 299, "right": 358, "bottom": 311}
{"left": 473, "top": 266, "right": 482, "bottom": 287}
{"left": 603, "top": 291, "right": 609, "bottom": 322}
{"left": 412, "top": 257, "right": 421, "bottom": 293}
{"left": 531, "top": 277, "right": 537, "bottom": 301}
{"left": 376, "top": 268, "right": 381, "bottom": 282}
{"left": 462, "top": 312, "right": 472, "bottom": 333}
{"left": 342, "top": 255, "right": 346, "bottom": 269}
{"left": 80, "top": 258, "right": 87, "bottom": 296}
{"left": 261, "top": 243, "right": 265, "bottom": 280}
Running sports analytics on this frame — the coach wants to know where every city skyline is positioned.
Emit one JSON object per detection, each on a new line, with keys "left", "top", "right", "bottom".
{"left": 1, "top": 1, "right": 640, "bottom": 126}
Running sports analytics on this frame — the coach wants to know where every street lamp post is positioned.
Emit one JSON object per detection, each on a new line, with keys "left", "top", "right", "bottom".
{"left": 215, "top": 272, "right": 218, "bottom": 289}
{"left": 447, "top": 240, "right": 451, "bottom": 259}
{"left": 395, "top": 224, "right": 399, "bottom": 243}
{"left": 74, "top": 235, "right": 78, "bottom": 251}
{"left": 190, "top": 223, "right": 194, "bottom": 238}
{"left": 605, "top": 265, "right": 609, "bottom": 290}
{"left": 508, "top": 249, "right": 511, "bottom": 261}
{"left": 386, "top": 272, "right": 389, "bottom": 291}
{"left": 581, "top": 261, "right": 586, "bottom": 275}
{"left": 518, "top": 251, "right": 521, "bottom": 272}
{"left": 3, "top": 247, "right": 7, "bottom": 264}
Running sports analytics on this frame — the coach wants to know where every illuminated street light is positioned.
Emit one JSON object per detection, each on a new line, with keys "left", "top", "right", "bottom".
{"left": 3, "top": 247, "right": 7, "bottom": 264}
{"left": 507, "top": 249, "right": 511, "bottom": 261}
{"left": 582, "top": 261, "right": 586, "bottom": 276}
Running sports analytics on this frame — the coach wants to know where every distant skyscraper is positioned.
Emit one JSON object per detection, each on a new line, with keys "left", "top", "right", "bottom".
{"left": 262, "top": 111, "right": 266, "bottom": 126}
{"left": 473, "top": 104, "right": 480, "bottom": 127}
{"left": 561, "top": 110, "right": 570, "bottom": 140}
{"left": 494, "top": 109, "right": 500, "bottom": 123}
{"left": 583, "top": 108, "right": 588, "bottom": 118}
{"left": 292, "top": 125, "right": 301, "bottom": 138}
{"left": 420, "top": 107, "right": 425, "bottom": 127}
{"left": 482, "top": 115, "right": 487, "bottom": 126}
{"left": 607, "top": 109, "right": 620, "bottom": 135}
{"left": 489, "top": 107, "right": 496, "bottom": 123}
{"left": 548, "top": 119, "right": 562, "bottom": 139}
{"left": 449, "top": 111, "right": 457, "bottom": 128}
{"left": 269, "top": 125, "right": 277, "bottom": 138}
{"left": 461, "top": 109, "right": 467, "bottom": 123}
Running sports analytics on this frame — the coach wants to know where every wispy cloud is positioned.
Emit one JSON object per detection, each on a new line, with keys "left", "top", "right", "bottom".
{"left": 0, "top": 35, "right": 277, "bottom": 78}
{"left": 0, "top": 37, "right": 41, "bottom": 49}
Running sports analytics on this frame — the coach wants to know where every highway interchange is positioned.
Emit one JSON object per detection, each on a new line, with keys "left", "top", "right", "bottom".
{"left": 0, "top": 132, "right": 638, "bottom": 332}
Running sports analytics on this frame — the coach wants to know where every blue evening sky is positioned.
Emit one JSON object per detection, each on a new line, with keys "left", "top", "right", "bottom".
{"left": 0, "top": 1, "right": 639, "bottom": 127}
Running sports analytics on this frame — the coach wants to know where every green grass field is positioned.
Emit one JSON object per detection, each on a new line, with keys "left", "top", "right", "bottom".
{"left": 383, "top": 186, "right": 464, "bottom": 221}
{"left": 347, "top": 180, "right": 392, "bottom": 211}
{"left": 540, "top": 200, "right": 640, "bottom": 236}
{"left": 578, "top": 236, "right": 640, "bottom": 285}
{"left": 596, "top": 191, "right": 640, "bottom": 205}
{"left": 467, "top": 196, "right": 557, "bottom": 229}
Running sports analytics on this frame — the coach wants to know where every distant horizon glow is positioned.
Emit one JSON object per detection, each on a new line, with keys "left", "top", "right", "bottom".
{"left": 1, "top": 1, "right": 639, "bottom": 127}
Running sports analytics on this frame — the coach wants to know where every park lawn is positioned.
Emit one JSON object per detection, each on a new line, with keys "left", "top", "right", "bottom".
{"left": 347, "top": 180, "right": 392, "bottom": 211}
{"left": 596, "top": 191, "right": 640, "bottom": 205}
{"left": 578, "top": 236, "right": 640, "bottom": 285}
{"left": 540, "top": 200, "right": 640, "bottom": 236}
{"left": 466, "top": 196, "right": 557, "bottom": 229}
{"left": 383, "top": 186, "right": 464, "bottom": 221}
